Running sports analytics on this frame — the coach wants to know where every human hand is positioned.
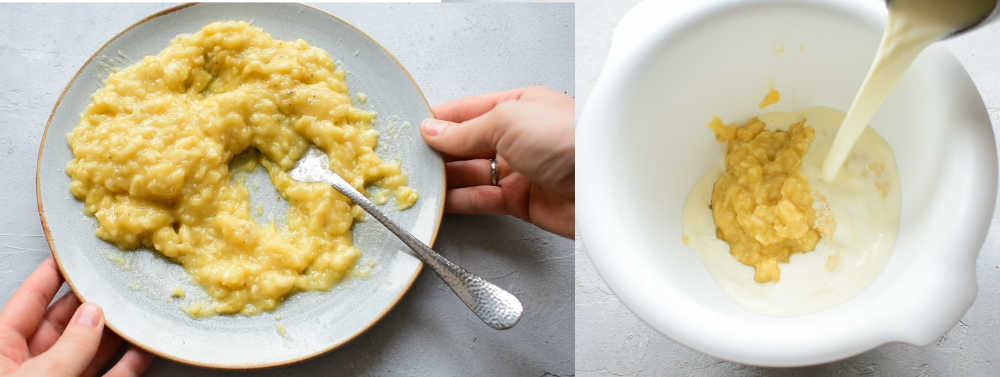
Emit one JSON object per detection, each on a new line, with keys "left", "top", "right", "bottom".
{"left": 420, "top": 86, "right": 575, "bottom": 238}
{"left": 1, "top": 257, "right": 152, "bottom": 377}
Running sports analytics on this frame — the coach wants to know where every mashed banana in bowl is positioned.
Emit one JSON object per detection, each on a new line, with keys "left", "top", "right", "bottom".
{"left": 705, "top": 116, "right": 833, "bottom": 283}
{"left": 66, "top": 21, "right": 417, "bottom": 317}
{"left": 682, "top": 91, "right": 901, "bottom": 316}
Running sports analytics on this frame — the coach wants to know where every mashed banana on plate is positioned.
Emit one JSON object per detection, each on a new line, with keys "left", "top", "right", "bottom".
{"left": 66, "top": 21, "right": 417, "bottom": 317}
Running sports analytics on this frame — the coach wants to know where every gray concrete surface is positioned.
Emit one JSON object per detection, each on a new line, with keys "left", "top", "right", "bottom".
{"left": 575, "top": 0, "right": 1000, "bottom": 376}
{"left": 0, "top": 3, "right": 573, "bottom": 376}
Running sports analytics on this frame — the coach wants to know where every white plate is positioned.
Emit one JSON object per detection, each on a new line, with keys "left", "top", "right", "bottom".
{"left": 578, "top": 0, "right": 996, "bottom": 367}
{"left": 36, "top": 3, "right": 444, "bottom": 368}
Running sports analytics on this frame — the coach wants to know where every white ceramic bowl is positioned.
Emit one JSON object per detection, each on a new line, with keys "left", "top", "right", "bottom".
{"left": 578, "top": 0, "right": 997, "bottom": 367}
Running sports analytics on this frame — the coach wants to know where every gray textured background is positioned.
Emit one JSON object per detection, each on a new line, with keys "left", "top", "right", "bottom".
{"left": 0, "top": 3, "right": 574, "bottom": 376}
{"left": 575, "top": 0, "right": 1000, "bottom": 376}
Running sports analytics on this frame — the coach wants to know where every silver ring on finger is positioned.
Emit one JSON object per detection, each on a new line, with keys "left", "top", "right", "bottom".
{"left": 490, "top": 158, "right": 500, "bottom": 187}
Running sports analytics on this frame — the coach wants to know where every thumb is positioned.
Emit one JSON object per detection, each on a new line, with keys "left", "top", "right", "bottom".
{"left": 21, "top": 303, "right": 104, "bottom": 377}
{"left": 420, "top": 104, "right": 510, "bottom": 159}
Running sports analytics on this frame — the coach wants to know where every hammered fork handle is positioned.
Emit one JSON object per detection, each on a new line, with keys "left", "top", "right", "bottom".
{"left": 324, "top": 173, "right": 523, "bottom": 330}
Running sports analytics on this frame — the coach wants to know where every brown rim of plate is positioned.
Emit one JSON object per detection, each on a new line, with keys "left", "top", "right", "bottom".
{"left": 35, "top": 2, "right": 445, "bottom": 370}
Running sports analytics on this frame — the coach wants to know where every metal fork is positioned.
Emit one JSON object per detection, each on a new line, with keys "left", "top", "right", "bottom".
{"left": 290, "top": 147, "right": 523, "bottom": 330}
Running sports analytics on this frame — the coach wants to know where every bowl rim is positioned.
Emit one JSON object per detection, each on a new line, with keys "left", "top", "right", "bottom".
{"left": 34, "top": 2, "right": 445, "bottom": 369}
{"left": 577, "top": 0, "right": 997, "bottom": 367}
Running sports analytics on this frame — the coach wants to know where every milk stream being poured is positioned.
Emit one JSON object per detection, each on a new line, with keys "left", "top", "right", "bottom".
{"left": 821, "top": 0, "right": 997, "bottom": 181}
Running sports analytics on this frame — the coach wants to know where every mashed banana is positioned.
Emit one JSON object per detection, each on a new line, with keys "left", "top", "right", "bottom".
{"left": 66, "top": 21, "right": 417, "bottom": 317}
{"left": 684, "top": 106, "right": 900, "bottom": 315}
{"left": 759, "top": 88, "right": 780, "bottom": 108}
{"left": 706, "top": 117, "right": 822, "bottom": 283}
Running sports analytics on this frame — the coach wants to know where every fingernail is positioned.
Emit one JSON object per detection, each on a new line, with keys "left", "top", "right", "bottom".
{"left": 75, "top": 303, "right": 102, "bottom": 328}
{"left": 420, "top": 118, "right": 447, "bottom": 136}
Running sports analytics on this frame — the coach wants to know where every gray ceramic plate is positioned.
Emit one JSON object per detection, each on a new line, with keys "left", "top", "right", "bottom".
{"left": 36, "top": 3, "right": 444, "bottom": 368}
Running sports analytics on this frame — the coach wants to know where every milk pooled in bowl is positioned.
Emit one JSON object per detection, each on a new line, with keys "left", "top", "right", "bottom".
{"left": 683, "top": 106, "right": 900, "bottom": 316}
